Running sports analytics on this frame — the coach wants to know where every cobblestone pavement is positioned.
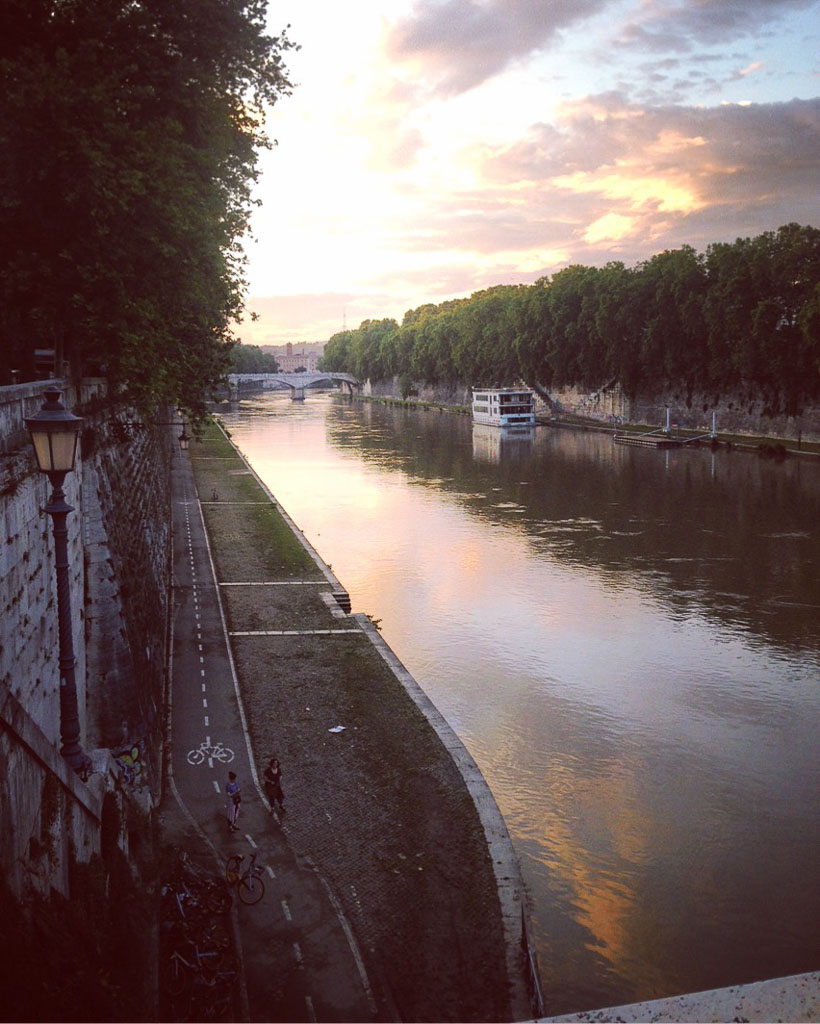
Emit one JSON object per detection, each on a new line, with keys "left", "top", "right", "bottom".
{"left": 159, "top": 420, "right": 526, "bottom": 1022}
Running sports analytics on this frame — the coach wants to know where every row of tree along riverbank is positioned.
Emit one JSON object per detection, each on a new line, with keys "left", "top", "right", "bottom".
{"left": 321, "top": 223, "right": 819, "bottom": 421}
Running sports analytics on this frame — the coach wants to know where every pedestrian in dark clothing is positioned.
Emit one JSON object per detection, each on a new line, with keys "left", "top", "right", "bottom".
{"left": 226, "top": 771, "right": 241, "bottom": 831}
{"left": 263, "top": 757, "right": 285, "bottom": 813}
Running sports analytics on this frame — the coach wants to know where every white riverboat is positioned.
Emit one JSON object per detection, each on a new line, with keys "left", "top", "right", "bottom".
{"left": 471, "top": 388, "right": 536, "bottom": 426}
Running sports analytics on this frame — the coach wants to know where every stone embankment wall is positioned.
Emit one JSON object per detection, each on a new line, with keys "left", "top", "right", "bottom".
{"left": 0, "top": 380, "right": 172, "bottom": 899}
{"left": 626, "top": 390, "right": 820, "bottom": 440}
{"left": 362, "top": 375, "right": 820, "bottom": 441}
{"left": 364, "top": 377, "right": 472, "bottom": 406}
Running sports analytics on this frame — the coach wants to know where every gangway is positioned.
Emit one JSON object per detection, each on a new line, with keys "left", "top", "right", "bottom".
{"left": 680, "top": 411, "right": 719, "bottom": 444}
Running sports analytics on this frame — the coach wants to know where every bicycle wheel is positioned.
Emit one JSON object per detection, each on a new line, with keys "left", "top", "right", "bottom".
{"left": 199, "top": 918, "right": 231, "bottom": 951}
{"left": 203, "top": 881, "right": 232, "bottom": 914}
{"left": 167, "top": 954, "right": 191, "bottom": 998}
{"left": 201, "top": 987, "right": 234, "bottom": 1021}
{"left": 224, "top": 855, "right": 241, "bottom": 886}
{"left": 196, "top": 942, "right": 226, "bottom": 985}
{"left": 238, "top": 873, "right": 264, "bottom": 905}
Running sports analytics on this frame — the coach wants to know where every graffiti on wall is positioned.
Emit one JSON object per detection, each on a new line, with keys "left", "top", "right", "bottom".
{"left": 115, "top": 743, "right": 146, "bottom": 787}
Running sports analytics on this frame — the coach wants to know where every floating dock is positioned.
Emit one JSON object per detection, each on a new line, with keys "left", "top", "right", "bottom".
{"left": 614, "top": 433, "right": 682, "bottom": 448}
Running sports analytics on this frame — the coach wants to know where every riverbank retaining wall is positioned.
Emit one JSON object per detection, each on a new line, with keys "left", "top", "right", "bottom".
{"left": 362, "top": 375, "right": 820, "bottom": 440}
{"left": 0, "top": 379, "right": 171, "bottom": 899}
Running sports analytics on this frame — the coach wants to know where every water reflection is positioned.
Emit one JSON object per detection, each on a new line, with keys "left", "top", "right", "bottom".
{"left": 472, "top": 422, "right": 536, "bottom": 462}
{"left": 324, "top": 400, "right": 820, "bottom": 654}
{"left": 218, "top": 394, "right": 820, "bottom": 1014}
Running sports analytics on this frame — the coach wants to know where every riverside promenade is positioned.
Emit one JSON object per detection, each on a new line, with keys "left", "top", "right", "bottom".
{"left": 158, "top": 418, "right": 536, "bottom": 1021}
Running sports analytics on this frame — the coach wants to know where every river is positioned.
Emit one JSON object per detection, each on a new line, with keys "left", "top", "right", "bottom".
{"left": 215, "top": 391, "right": 819, "bottom": 1015}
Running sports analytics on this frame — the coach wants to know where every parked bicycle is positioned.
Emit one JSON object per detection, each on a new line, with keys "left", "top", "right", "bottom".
{"left": 162, "top": 861, "right": 232, "bottom": 923}
{"left": 160, "top": 848, "right": 238, "bottom": 1021}
{"left": 166, "top": 939, "right": 227, "bottom": 997}
{"left": 224, "top": 851, "right": 265, "bottom": 905}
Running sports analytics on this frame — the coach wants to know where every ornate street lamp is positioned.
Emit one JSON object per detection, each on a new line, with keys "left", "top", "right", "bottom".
{"left": 178, "top": 428, "right": 190, "bottom": 450}
{"left": 25, "top": 387, "right": 90, "bottom": 775}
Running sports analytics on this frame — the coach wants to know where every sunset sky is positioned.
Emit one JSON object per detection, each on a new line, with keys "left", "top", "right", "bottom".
{"left": 239, "top": 0, "right": 820, "bottom": 347}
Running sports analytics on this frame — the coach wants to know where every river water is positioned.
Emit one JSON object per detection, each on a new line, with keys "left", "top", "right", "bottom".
{"left": 216, "top": 392, "right": 819, "bottom": 1015}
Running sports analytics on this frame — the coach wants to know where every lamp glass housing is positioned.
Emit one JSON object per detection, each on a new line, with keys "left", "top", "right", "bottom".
{"left": 25, "top": 389, "right": 83, "bottom": 473}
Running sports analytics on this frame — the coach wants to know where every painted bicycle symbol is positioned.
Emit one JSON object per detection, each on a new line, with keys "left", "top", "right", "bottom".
{"left": 187, "top": 739, "right": 235, "bottom": 766}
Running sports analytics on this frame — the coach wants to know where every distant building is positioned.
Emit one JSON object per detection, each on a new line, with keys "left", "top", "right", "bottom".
{"left": 267, "top": 342, "right": 323, "bottom": 373}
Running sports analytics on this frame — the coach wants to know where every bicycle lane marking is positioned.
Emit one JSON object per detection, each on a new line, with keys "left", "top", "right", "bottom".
{"left": 175, "top": 494, "right": 245, "bottom": 805}
{"left": 166, "top": 474, "right": 251, "bottom": 1022}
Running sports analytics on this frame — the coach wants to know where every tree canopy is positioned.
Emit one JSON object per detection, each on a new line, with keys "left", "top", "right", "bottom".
{"left": 229, "top": 342, "right": 279, "bottom": 373}
{"left": 0, "top": 0, "right": 295, "bottom": 419}
{"left": 321, "top": 225, "right": 820, "bottom": 417}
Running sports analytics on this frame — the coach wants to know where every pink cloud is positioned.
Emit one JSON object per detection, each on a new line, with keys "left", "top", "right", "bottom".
{"left": 384, "top": 0, "right": 607, "bottom": 95}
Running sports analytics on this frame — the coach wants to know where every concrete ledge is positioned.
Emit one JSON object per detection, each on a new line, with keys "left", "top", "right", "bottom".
{"left": 1, "top": 682, "right": 101, "bottom": 822}
{"left": 540, "top": 971, "right": 819, "bottom": 1023}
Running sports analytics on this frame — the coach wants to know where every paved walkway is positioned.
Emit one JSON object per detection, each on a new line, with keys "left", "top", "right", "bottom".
{"left": 160, "top": 439, "right": 377, "bottom": 1022}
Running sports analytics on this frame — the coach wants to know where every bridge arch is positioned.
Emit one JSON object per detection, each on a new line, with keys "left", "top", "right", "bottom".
{"left": 226, "top": 372, "right": 360, "bottom": 399}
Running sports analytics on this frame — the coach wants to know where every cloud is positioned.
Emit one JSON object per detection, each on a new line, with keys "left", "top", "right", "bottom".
{"left": 584, "top": 212, "right": 637, "bottom": 244}
{"left": 382, "top": 0, "right": 817, "bottom": 97}
{"left": 392, "top": 95, "right": 820, "bottom": 272}
{"left": 383, "top": 0, "right": 608, "bottom": 95}
{"left": 736, "top": 61, "right": 764, "bottom": 79}
{"left": 617, "top": 0, "right": 818, "bottom": 53}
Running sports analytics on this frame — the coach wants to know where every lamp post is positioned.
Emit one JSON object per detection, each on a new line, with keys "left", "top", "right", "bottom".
{"left": 25, "top": 387, "right": 90, "bottom": 775}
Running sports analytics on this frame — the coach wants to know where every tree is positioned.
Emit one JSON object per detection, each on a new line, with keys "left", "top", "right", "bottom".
{"left": 704, "top": 225, "right": 820, "bottom": 413}
{"left": 0, "top": 0, "right": 296, "bottom": 420}
{"left": 229, "top": 343, "right": 279, "bottom": 373}
{"left": 543, "top": 266, "right": 602, "bottom": 386}
{"left": 511, "top": 276, "right": 553, "bottom": 385}
{"left": 320, "top": 330, "right": 354, "bottom": 372}
{"left": 451, "top": 286, "right": 521, "bottom": 386}
{"left": 634, "top": 248, "right": 707, "bottom": 399}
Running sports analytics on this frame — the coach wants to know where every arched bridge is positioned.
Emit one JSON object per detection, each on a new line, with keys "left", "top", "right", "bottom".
{"left": 226, "top": 372, "right": 360, "bottom": 398}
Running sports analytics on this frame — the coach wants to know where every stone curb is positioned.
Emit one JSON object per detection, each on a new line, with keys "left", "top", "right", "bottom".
{"left": 355, "top": 612, "right": 542, "bottom": 1021}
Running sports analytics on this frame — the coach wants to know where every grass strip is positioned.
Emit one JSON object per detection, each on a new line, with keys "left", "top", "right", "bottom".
{"left": 221, "top": 582, "right": 337, "bottom": 632}
{"left": 201, "top": 503, "right": 322, "bottom": 583}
